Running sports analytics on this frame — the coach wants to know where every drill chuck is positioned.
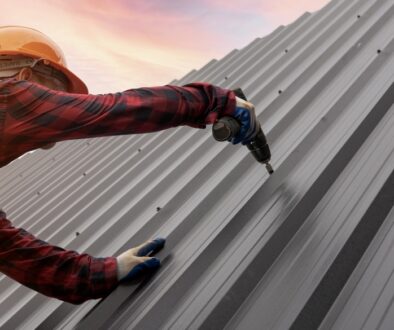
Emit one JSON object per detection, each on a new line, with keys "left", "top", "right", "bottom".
{"left": 212, "top": 117, "right": 240, "bottom": 141}
{"left": 246, "top": 129, "right": 274, "bottom": 174}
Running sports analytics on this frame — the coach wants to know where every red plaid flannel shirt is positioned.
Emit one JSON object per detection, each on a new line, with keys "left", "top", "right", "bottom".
{"left": 0, "top": 78, "right": 235, "bottom": 304}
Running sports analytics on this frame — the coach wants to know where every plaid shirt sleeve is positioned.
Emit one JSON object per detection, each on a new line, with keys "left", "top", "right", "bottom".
{"left": 0, "top": 210, "right": 118, "bottom": 304}
{"left": 1, "top": 79, "right": 236, "bottom": 166}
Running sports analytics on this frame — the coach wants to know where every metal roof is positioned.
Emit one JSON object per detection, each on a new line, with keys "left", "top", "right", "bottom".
{"left": 0, "top": 0, "right": 393, "bottom": 328}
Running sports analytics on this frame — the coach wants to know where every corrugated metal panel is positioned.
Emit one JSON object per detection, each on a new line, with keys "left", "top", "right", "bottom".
{"left": 0, "top": 0, "right": 393, "bottom": 328}
{"left": 321, "top": 205, "right": 394, "bottom": 330}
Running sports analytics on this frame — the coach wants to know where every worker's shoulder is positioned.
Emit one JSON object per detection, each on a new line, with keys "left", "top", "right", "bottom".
{"left": 0, "top": 77, "right": 27, "bottom": 91}
{"left": 0, "top": 77, "right": 22, "bottom": 86}
{"left": 0, "top": 78, "right": 44, "bottom": 97}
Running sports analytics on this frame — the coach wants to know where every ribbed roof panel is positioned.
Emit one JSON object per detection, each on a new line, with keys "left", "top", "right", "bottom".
{"left": 0, "top": 0, "right": 393, "bottom": 329}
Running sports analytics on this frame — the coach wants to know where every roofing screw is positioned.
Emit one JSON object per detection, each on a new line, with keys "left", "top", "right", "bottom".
{"left": 83, "top": 172, "right": 87, "bottom": 177}
{"left": 156, "top": 207, "right": 161, "bottom": 212}
{"left": 76, "top": 232, "right": 80, "bottom": 237}
{"left": 357, "top": 15, "right": 361, "bottom": 19}
{"left": 37, "top": 191, "right": 41, "bottom": 195}
{"left": 377, "top": 49, "right": 382, "bottom": 54}
{"left": 278, "top": 90, "right": 283, "bottom": 94}
{"left": 138, "top": 148, "right": 142, "bottom": 152}
{"left": 224, "top": 76, "right": 228, "bottom": 80}
{"left": 285, "top": 49, "right": 289, "bottom": 53}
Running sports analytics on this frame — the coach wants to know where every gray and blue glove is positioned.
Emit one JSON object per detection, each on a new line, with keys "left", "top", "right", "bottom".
{"left": 231, "top": 96, "right": 260, "bottom": 145}
{"left": 116, "top": 238, "right": 165, "bottom": 282}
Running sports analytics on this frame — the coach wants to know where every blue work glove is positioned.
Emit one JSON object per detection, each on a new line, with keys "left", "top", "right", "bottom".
{"left": 231, "top": 96, "right": 260, "bottom": 145}
{"left": 116, "top": 238, "right": 165, "bottom": 282}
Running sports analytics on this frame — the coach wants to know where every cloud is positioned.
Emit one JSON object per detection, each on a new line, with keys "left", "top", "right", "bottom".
{"left": 0, "top": 0, "right": 213, "bottom": 91}
{"left": 0, "top": 0, "right": 330, "bottom": 93}
{"left": 199, "top": 0, "right": 330, "bottom": 23}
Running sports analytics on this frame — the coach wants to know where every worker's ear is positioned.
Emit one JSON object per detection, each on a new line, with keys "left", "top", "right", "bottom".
{"left": 16, "top": 67, "right": 33, "bottom": 81}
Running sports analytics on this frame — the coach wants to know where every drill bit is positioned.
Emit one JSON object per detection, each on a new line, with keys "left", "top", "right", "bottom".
{"left": 265, "top": 162, "right": 274, "bottom": 175}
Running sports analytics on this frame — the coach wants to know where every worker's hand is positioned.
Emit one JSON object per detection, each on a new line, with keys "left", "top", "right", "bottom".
{"left": 231, "top": 96, "right": 260, "bottom": 145}
{"left": 116, "top": 238, "right": 165, "bottom": 282}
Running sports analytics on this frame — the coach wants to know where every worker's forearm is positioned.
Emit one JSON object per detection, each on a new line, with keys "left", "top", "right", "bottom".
{"left": 1, "top": 80, "right": 235, "bottom": 167}
{"left": 0, "top": 211, "right": 118, "bottom": 304}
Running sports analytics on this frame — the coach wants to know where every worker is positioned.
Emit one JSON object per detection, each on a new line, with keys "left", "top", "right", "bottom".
{"left": 0, "top": 26, "right": 259, "bottom": 304}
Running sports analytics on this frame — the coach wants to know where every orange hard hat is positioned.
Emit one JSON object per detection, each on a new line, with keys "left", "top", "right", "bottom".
{"left": 0, "top": 26, "right": 88, "bottom": 94}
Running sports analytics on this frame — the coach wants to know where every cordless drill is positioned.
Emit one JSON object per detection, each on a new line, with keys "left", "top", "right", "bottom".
{"left": 212, "top": 88, "right": 274, "bottom": 175}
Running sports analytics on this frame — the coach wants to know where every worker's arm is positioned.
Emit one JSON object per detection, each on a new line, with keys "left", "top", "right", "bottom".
{"left": 1, "top": 80, "right": 236, "bottom": 165}
{"left": 0, "top": 211, "right": 163, "bottom": 304}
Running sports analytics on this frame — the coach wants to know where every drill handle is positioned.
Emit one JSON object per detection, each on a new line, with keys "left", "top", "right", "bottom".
{"left": 211, "top": 88, "right": 274, "bottom": 174}
{"left": 212, "top": 88, "right": 245, "bottom": 142}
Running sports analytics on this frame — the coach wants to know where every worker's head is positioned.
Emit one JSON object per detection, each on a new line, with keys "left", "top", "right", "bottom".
{"left": 0, "top": 26, "right": 88, "bottom": 94}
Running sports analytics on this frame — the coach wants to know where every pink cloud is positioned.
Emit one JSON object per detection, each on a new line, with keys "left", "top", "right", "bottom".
{"left": 0, "top": 0, "right": 331, "bottom": 93}
{"left": 200, "top": 0, "right": 331, "bottom": 23}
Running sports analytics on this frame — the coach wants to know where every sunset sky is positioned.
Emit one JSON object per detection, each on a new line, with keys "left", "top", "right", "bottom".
{"left": 2, "top": 0, "right": 330, "bottom": 93}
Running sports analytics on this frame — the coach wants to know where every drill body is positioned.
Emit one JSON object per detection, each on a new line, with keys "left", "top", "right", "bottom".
{"left": 212, "top": 88, "right": 274, "bottom": 175}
